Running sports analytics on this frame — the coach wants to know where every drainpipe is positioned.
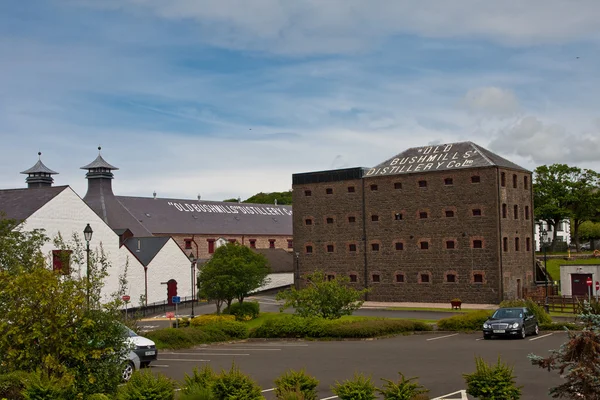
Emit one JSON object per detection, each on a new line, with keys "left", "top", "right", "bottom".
{"left": 144, "top": 266, "right": 148, "bottom": 306}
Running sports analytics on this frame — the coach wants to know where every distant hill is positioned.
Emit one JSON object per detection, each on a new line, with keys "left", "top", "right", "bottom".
{"left": 223, "top": 191, "right": 292, "bottom": 205}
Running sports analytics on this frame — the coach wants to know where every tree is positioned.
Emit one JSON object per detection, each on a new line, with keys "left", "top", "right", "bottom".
{"left": 223, "top": 191, "right": 293, "bottom": 205}
{"left": 579, "top": 221, "right": 600, "bottom": 244}
{"left": 529, "top": 304, "right": 600, "bottom": 399}
{"left": 197, "top": 243, "right": 270, "bottom": 314}
{"left": 276, "top": 271, "right": 369, "bottom": 319}
{"left": 0, "top": 216, "right": 131, "bottom": 397}
{"left": 568, "top": 169, "right": 600, "bottom": 249}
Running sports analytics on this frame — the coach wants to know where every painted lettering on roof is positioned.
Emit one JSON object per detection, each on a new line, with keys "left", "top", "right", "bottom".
{"left": 167, "top": 201, "right": 292, "bottom": 216}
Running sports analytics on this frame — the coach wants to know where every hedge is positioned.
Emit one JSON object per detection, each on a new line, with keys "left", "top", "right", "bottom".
{"left": 437, "top": 311, "right": 493, "bottom": 331}
{"left": 145, "top": 326, "right": 231, "bottom": 349}
{"left": 499, "top": 299, "right": 552, "bottom": 324}
{"left": 539, "top": 322, "right": 583, "bottom": 331}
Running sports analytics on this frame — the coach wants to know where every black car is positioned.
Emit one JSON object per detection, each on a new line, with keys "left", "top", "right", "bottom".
{"left": 482, "top": 307, "right": 539, "bottom": 340}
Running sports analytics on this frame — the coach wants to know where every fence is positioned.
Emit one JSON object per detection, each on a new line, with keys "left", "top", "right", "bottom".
{"left": 526, "top": 294, "right": 592, "bottom": 314}
{"left": 120, "top": 296, "right": 204, "bottom": 318}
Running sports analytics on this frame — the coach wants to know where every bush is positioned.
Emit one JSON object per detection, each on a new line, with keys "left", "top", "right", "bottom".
{"left": 190, "top": 314, "right": 236, "bottom": 326}
{"left": 145, "top": 326, "right": 229, "bottom": 349}
{"left": 21, "top": 371, "right": 73, "bottom": 400}
{"left": 178, "top": 386, "right": 216, "bottom": 400}
{"left": 331, "top": 373, "right": 377, "bottom": 400}
{"left": 87, "top": 394, "right": 112, "bottom": 400}
{"left": 0, "top": 371, "right": 29, "bottom": 400}
{"left": 274, "top": 369, "right": 319, "bottom": 400}
{"left": 211, "top": 364, "right": 263, "bottom": 400}
{"left": 378, "top": 373, "right": 429, "bottom": 400}
{"left": 539, "top": 322, "right": 582, "bottom": 331}
{"left": 117, "top": 370, "right": 175, "bottom": 400}
{"left": 437, "top": 311, "right": 492, "bottom": 331}
{"left": 224, "top": 301, "right": 260, "bottom": 321}
{"left": 463, "top": 357, "right": 521, "bottom": 400}
{"left": 181, "top": 365, "right": 218, "bottom": 395}
{"left": 499, "top": 299, "right": 552, "bottom": 324}
{"left": 211, "top": 320, "right": 250, "bottom": 339}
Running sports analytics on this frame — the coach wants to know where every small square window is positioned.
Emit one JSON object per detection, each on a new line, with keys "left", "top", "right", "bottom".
{"left": 372, "top": 274, "right": 380, "bottom": 283}
{"left": 445, "top": 210, "right": 454, "bottom": 218}
{"left": 305, "top": 218, "right": 313, "bottom": 225}
{"left": 471, "top": 175, "right": 480, "bottom": 183}
{"left": 473, "top": 240, "right": 483, "bottom": 249}
{"left": 349, "top": 274, "right": 358, "bottom": 283}
{"left": 349, "top": 244, "right": 357, "bottom": 252}
{"left": 420, "top": 241, "right": 429, "bottom": 250}
{"left": 326, "top": 188, "right": 333, "bottom": 194}
{"left": 249, "top": 240, "right": 256, "bottom": 248}
{"left": 348, "top": 216, "right": 356, "bottom": 223}
{"left": 446, "top": 240, "right": 455, "bottom": 249}
{"left": 395, "top": 274, "right": 405, "bottom": 283}
{"left": 326, "top": 244, "right": 334, "bottom": 253}
{"left": 444, "top": 178, "right": 453, "bottom": 185}
{"left": 394, "top": 213, "right": 403, "bottom": 220}
{"left": 327, "top": 274, "right": 335, "bottom": 281}
{"left": 395, "top": 242, "right": 404, "bottom": 250}
{"left": 304, "top": 190, "right": 312, "bottom": 196}
{"left": 370, "top": 184, "right": 378, "bottom": 191}
{"left": 371, "top": 243, "right": 380, "bottom": 251}
{"left": 446, "top": 274, "right": 456, "bottom": 283}
{"left": 472, "top": 209, "right": 482, "bottom": 216}
{"left": 474, "top": 273, "right": 483, "bottom": 283}
{"left": 305, "top": 245, "right": 313, "bottom": 253}
{"left": 348, "top": 186, "right": 355, "bottom": 193}
{"left": 394, "top": 182, "right": 402, "bottom": 189}
{"left": 287, "top": 239, "right": 293, "bottom": 249}
{"left": 371, "top": 215, "right": 379, "bottom": 222}
{"left": 418, "top": 180, "right": 427, "bottom": 188}
{"left": 269, "top": 239, "right": 276, "bottom": 249}
{"left": 184, "top": 239, "right": 192, "bottom": 249}
{"left": 419, "top": 212, "right": 428, "bottom": 219}
{"left": 420, "top": 274, "right": 430, "bottom": 283}
{"left": 326, "top": 217, "right": 334, "bottom": 224}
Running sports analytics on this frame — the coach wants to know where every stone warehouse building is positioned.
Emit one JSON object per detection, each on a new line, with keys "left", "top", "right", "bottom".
{"left": 81, "top": 149, "right": 293, "bottom": 261}
{"left": 292, "top": 142, "right": 535, "bottom": 304}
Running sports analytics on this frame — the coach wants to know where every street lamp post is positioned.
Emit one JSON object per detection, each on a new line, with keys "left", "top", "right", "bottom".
{"left": 189, "top": 252, "right": 196, "bottom": 319}
{"left": 83, "top": 224, "right": 93, "bottom": 309}
{"left": 541, "top": 228, "right": 549, "bottom": 313}
{"left": 294, "top": 252, "right": 300, "bottom": 290}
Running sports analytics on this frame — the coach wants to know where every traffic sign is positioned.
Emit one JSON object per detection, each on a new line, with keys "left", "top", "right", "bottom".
{"left": 587, "top": 277, "right": 593, "bottom": 287}
{"left": 596, "top": 281, "right": 599, "bottom": 291}
{"left": 122, "top": 295, "right": 130, "bottom": 302}
{"left": 172, "top": 296, "right": 181, "bottom": 304}
{"left": 166, "top": 312, "right": 175, "bottom": 319}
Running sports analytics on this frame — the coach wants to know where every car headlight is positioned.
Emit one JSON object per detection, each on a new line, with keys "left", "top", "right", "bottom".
{"left": 511, "top": 322, "right": 520, "bottom": 329}
{"left": 483, "top": 323, "right": 489, "bottom": 329}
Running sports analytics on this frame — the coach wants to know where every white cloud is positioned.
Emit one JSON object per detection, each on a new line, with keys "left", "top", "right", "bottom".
{"left": 463, "top": 87, "right": 520, "bottom": 117}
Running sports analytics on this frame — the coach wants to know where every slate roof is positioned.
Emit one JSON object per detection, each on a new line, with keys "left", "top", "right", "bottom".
{"left": 123, "top": 236, "right": 171, "bottom": 267}
{"left": 0, "top": 186, "right": 69, "bottom": 221}
{"left": 252, "top": 248, "right": 294, "bottom": 273}
{"left": 20, "top": 159, "right": 59, "bottom": 175}
{"left": 81, "top": 154, "right": 119, "bottom": 170}
{"left": 367, "top": 141, "right": 528, "bottom": 177}
{"left": 115, "top": 196, "right": 293, "bottom": 235}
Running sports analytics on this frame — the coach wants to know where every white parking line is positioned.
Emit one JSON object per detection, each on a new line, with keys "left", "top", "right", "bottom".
{"left": 157, "top": 358, "right": 210, "bottom": 362}
{"left": 163, "top": 348, "right": 282, "bottom": 352}
{"left": 475, "top": 338, "right": 484, "bottom": 341}
{"left": 261, "top": 388, "right": 275, "bottom": 393}
{"left": 426, "top": 333, "right": 459, "bottom": 341}
{"left": 320, "top": 396, "right": 338, "bottom": 400}
{"left": 530, "top": 333, "right": 553, "bottom": 341}
{"left": 161, "top": 352, "right": 251, "bottom": 356}
{"left": 150, "top": 364, "right": 170, "bottom": 368}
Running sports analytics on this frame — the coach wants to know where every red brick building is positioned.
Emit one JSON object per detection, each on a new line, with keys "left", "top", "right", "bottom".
{"left": 292, "top": 142, "right": 535, "bottom": 304}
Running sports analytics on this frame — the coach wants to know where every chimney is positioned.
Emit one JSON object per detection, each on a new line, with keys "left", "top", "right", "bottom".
{"left": 20, "top": 152, "right": 58, "bottom": 188}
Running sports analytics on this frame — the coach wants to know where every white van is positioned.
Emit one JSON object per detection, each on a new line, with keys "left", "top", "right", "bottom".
{"left": 122, "top": 327, "right": 158, "bottom": 381}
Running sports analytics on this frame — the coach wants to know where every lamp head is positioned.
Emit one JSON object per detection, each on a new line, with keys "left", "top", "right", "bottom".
{"left": 83, "top": 223, "right": 93, "bottom": 242}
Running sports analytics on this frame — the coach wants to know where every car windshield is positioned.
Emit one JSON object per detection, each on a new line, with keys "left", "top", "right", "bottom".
{"left": 491, "top": 308, "right": 523, "bottom": 319}
{"left": 125, "top": 327, "right": 138, "bottom": 337}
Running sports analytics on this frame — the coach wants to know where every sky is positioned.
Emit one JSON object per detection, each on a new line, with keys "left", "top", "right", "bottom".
{"left": 1, "top": 1, "right": 600, "bottom": 202}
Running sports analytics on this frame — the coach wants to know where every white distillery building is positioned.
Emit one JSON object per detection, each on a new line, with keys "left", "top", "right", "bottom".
{"left": 535, "top": 220, "right": 571, "bottom": 251}
{"left": 0, "top": 154, "right": 193, "bottom": 306}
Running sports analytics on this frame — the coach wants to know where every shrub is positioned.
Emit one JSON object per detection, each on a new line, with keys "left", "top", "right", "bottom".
{"left": 117, "top": 370, "right": 175, "bottom": 400}
{"left": 278, "top": 389, "right": 306, "bottom": 400}
{"left": 190, "top": 314, "right": 236, "bottom": 327}
{"left": 224, "top": 301, "right": 260, "bottom": 321}
{"left": 274, "top": 369, "right": 319, "bottom": 400}
{"left": 21, "top": 371, "right": 73, "bottom": 400}
{"left": 331, "top": 373, "right": 377, "bottom": 400}
{"left": 182, "top": 365, "right": 218, "bottom": 395}
{"left": 211, "top": 364, "right": 264, "bottom": 400}
{"left": 437, "top": 310, "right": 492, "bottom": 331}
{"left": 539, "top": 322, "right": 582, "bottom": 331}
{"left": 378, "top": 373, "right": 429, "bottom": 400}
{"left": 145, "top": 327, "right": 229, "bottom": 349}
{"left": 211, "top": 320, "right": 250, "bottom": 339}
{"left": 499, "top": 299, "right": 552, "bottom": 324}
{"left": 463, "top": 357, "right": 521, "bottom": 400}
{"left": 0, "top": 371, "right": 29, "bottom": 400}
{"left": 178, "top": 386, "right": 216, "bottom": 400}
{"left": 87, "top": 394, "right": 112, "bottom": 400}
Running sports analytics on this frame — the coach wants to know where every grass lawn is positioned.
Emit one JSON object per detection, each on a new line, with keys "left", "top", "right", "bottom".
{"left": 544, "top": 258, "right": 600, "bottom": 281}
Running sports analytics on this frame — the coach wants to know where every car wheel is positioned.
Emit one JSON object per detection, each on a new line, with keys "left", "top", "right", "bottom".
{"left": 122, "top": 361, "right": 135, "bottom": 382}
{"left": 533, "top": 324, "right": 539, "bottom": 336}
{"left": 520, "top": 327, "right": 526, "bottom": 339}
{"left": 483, "top": 334, "right": 491, "bottom": 340}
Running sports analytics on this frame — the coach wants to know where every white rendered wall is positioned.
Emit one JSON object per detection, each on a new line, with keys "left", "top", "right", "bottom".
{"left": 535, "top": 220, "right": 571, "bottom": 251}
{"left": 144, "top": 238, "right": 192, "bottom": 304}
{"left": 560, "top": 264, "right": 600, "bottom": 297}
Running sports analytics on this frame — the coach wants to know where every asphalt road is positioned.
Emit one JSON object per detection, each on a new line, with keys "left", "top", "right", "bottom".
{"left": 149, "top": 331, "right": 567, "bottom": 400}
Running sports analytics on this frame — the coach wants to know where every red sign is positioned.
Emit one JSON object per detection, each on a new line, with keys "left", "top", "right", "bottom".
{"left": 166, "top": 312, "right": 175, "bottom": 319}
{"left": 587, "top": 277, "right": 593, "bottom": 287}
{"left": 122, "top": 295, "right": 131, "bottom": 302}
{"left": 596, "top": 281, "right": 599, "bottom": 291}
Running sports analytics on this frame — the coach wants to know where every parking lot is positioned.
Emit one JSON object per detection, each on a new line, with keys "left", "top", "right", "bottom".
{"left": 150, "top": 331, "right": 567, "bottom": 400}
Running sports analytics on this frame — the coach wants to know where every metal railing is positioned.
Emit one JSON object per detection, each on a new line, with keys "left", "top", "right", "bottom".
{"left": 121, "top": 296, "right": 204, "bottom": 317}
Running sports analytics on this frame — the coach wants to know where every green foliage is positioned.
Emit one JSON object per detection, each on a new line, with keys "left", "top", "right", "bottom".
{"left": 211, "top": 364, "right": 264, "bottom": 400}
{"left": 277, "top": 390, "right": 306, "bottom": 400}
{"left": 189, "top": 315, "right": 249, "bottom": 338}
{"left": 539, "top": 322, "right": 582, "bottom": 331}
{"left": 0, "top": 216, "right": 48, "bottom": 274}
{"left": 437, "top": 311, "right": 492, "bottom": 331}
{"left": 499, "top": 299, "right": 552, "bottom": 324}
{"left": 240, "top": 191, "right": 292, "bottom": 205}
{"left": 0, "top": 371, "right": 29, "bottom": 400}
{"left": 21, "top": 370, "right": 73, "bottom": 400}
{"left": 87, "top": 395, "right": 112, "bottom": 400}
{"left": 579, "top": 221, "right": 600, "bottom": 241}
{"left": 179, "top": 386, "right": 216, "bottom": 400}
{"left": 277, "top": 271, "right": 369, "bottom": 319}
{"left": 116, "top": 370, "right": 175, "bottom": 400}
{"left": 274, "top": 369, "right": 319, "bottom": 400}
{"left": 331, "top": 373, "right": 377, "bottom": 400}
{"left": 198, "top": 243, "right": 270, "bottom": 314}
{"left": 224, "top": 301, "right": 261, "bottom": 321}
{"left": 144, "top": 326, "right": 229, "bottom": 349}
{"left": 463, "top": 357, "right": 521, "bottom": 400}
{"left": 182, "top": 365, "right": 218, "bottom": 396}
{"left": 378, "top": 373, "right": 429, "bottom": 400}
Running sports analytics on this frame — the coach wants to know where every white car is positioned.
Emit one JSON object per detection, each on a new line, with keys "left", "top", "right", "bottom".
{"left": 123, "top": 350, "right": 141, "bottom": 382}
{"left": 122, "top": 327, "right": 157, "bottom": 381}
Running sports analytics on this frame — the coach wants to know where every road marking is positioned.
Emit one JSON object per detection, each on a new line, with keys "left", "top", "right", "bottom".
{"left": 161, "top": 352, "right": 252, "bottom": 356}
{"left": 261, "top": 388, "right": 275, "bottom": 393}
{"left": 530, "top": 333, "right": 553, "bottom": 341}
{"left": 475, "top": 338, "right": 484, "bottom": 341}
{"left": 426, "top": 333, "right": 459, "bottom": 341}
{"left": 432, "top": 389, "right": 468, "bottom": 399}
{"left": 150, "top": 364, "right": 170, "bottom": 368}
{"left": 157, "top": 358, "right": 211, "bottom": 362}
{"left": 163, "top": 348, "right": 282, "bottom": 352}
{"left": 320, "top": 396, "right": 338, "bottom": 400}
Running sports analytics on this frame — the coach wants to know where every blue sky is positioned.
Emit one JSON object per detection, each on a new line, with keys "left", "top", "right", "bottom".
{"left": 2, "top": 0, "right": 600, "bottom": 201}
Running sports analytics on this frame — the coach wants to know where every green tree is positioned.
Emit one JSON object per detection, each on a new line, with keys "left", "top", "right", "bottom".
{"left": 223, "top": 191, "right": 293, "bottom": 205}
{"left": 198, "top": 243, "right": 270, "bottom": 314}
{"left": 276, "top": 271, "right": 369, "bottom": 319}
{"left": 0, "top": 215, "right": 47, "bottom": 274}
{"left": 568, "top": 169, "right": 600, "bottom": 249}
{"left": 579, "top": 221, "right": 600, "bottom": 243}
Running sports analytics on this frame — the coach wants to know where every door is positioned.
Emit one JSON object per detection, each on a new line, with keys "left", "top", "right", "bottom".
{"left": 571, "top": 273, "right": 592, "bottom": 297}
{"left": 167, "top": 279, "right": 178, "bottom": 305}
